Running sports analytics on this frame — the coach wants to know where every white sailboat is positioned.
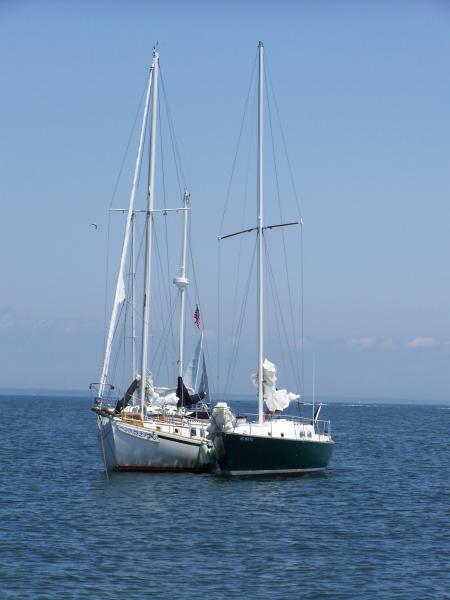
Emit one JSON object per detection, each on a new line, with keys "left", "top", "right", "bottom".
{"left": 211, "top": 42, "right": 334, "bottom": 475}
{"left": 91, "top": 50, "right": 214, "bottom": 473}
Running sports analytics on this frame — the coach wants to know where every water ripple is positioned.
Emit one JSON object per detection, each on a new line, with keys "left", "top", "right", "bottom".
{"left": 0, "top": 397, "right": 449, "bottom": 599}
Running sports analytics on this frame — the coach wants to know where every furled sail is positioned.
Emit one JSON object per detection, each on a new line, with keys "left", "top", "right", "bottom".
{"left": 176, "top": 376, "right": 205, "bottom": 408}
{"left": 98, "top": 69, "right": 153, "bottom": 399}
{"left": 115, "top": 377, "right": 141, "bottom": 413}
{"left": 183, "top": 332, "right": 203, "bottom": 392}
{"left": 183, "top": 332, "right": 210, "bottom": 400}
{"left": 198, "top": 353, "right": 210, "bottom": 401}
{"left": 251, "top": 358, "right": 300, "bottom": 412}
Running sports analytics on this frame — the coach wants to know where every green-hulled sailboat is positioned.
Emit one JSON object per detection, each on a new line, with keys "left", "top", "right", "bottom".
{"left": 211, "top": 42, "right": 334, "bottom": 476}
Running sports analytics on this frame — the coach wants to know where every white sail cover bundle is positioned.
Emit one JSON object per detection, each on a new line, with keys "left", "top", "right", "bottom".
{"left": 144, "top": 375, "right": 179, "bottom": 408}
{"left": 251, "top": 359, "right": 300, "bottom": 412}
{"left": 207, "top": 402, "right": 236, "bottom": 438}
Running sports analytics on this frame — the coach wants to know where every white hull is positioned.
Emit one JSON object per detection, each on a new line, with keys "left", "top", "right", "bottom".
{"left": 97, "top": 415, "right": 213, "bottom": 472}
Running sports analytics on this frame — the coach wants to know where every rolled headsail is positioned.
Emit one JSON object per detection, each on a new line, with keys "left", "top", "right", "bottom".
{"left": 98, "top": 67, "right": 153, "bottom": 398}
{"left": 183, "top": 331, "right": 209, "bottom": 400}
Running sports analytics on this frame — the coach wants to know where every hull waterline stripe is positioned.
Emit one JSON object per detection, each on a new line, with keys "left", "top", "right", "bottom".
{"left": 117, "top": 465, "right": 209, "bottom": 473}
{"left": 226, "top": 467, "right": 327, "bottom": 476}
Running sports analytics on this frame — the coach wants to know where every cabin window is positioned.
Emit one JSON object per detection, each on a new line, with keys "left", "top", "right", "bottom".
{"left": 281, "top": 433, "right": 284, "bottom": 438}
{"left": 268, "top": 432, "right": 272, "bottom": 436}
{"left": 175, "top": 428, "right": 179, "bottom": 433}
{"left": 200, "top": 430, "right": 205, "bottom": 438}
{"left": 190, "top": 428, "right": 197, "bottom": 437}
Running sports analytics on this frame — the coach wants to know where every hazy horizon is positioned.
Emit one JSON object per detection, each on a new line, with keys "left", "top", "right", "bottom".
{"left": 0, "top": 386, "right": 448, "bottom": 407}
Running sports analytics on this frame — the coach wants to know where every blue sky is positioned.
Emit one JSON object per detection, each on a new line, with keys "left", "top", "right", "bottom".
{"left": 1, "top": 1, "right": 450, "bottom": 401}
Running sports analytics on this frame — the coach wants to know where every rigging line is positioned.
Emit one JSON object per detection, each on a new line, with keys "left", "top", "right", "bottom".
{"left": 186, "top": 225, "right": 204, "bottom": 340}
{"left": 264, "top": 238, "right": 301, "bottom": 392}
{"left": 109, "top": 303, "right": 127, "bottom": 394}
{"left": 217, "top": 239, "right": 221, "bottom": 393}
{"left": 124, "top": 296, "right": 144, "bottom": 333}
{"left": 152, "top": 295, "right": 178, "bottom": 383}
{"left": 266, "top": 69, "right": 302, "bottom": 386}
{"left": 224, "top": 238, "right": 257, "bottom": 394}
{"left": 125, "top": 249, "right": 138, "bottom": 380}
{"left": 157, "top": 92, "right": 176, "bottom": 356}
{"left": 265, "top": 242, "right": 300, "bottom": 394}
{"left": 124, "top": 212, "right": 147, "bottom": 372}
{"left": 102, "top": 76, "right": 150, "bottom": 354}
{"left": 159, "top": 70, "right": 186, "bottom": 194}
{"left": 146, "top": 298, "right": 175, "bottom": 373}
{"left": 265, "top": 242, "right": 301, "bottom": 393}
{"left": 265, "top": 56, "right": 303, "bottom": 219}
{"left": 188, "top": 224, "right": 216, "bottom": 394}
{"left": 134, "top": 209, "right": 148, "bottom": 279}
{"left": 103, "top": 209, "right": 112, "bottom": 351}
{"left": 185, "top": 291, "right": 202, "bottom": 377}
{"left": 220, "top": 89, "right": 256, "bottom": 383}
{"left": 153, "top": 224, "right": 178, "bottom": 361}
{"left": 106, "top": 291, "right": 127, "bottom": 386}
{"left": 186, "top": 225, "right": 214, "bottom": 388}
{"left": 225, "top": 243, "right": 256, "bottom": 395}
{"left": 185, "top": 289, "right": 212, "bottom": 391}
{"left": 121, "top": 267, "right": 131, "bottom": 385}
{"left": 228, "top": 108, "right": 256, "bottom": 362}
{"left": 300, "top": 225, "right": 305, "bottom": 396}
{"left": 122, "top": 290, "right": 127, "bottom": 389}
{"left": 161, "top": 69, "right": 187, "bottom": 190}
{"left": 264, "top": 241, "right": 292, "bottom": 392}
{"left": 219, "top": 50, "right": 258, "bottom": 236}
{"left": 228, "top": 233, "right": 248, "bottom": 365}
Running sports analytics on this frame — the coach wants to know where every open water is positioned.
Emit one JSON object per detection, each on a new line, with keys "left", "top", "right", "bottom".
{"left": 0, "top": 396, "right": 449, "bottom": 599}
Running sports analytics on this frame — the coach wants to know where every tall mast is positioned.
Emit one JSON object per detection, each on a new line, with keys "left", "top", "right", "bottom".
{"left": 98, "top": 62, "right": 153, "bottom": 400}
{"left": 257, "top": 41, "right": 264, "bottom": 425}
{"left": 139, "top": 49, "right": 159, "bottom": 416}
{"left": 174, "top": 191, "right": 190, "bottom": 378}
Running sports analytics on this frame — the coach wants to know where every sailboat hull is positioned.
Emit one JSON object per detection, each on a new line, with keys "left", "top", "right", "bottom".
{"left": 217, "top": 432, "right": 333, "bottom": 476}
{"left": 97, "top": 416, "right": 212, "bottom": 473}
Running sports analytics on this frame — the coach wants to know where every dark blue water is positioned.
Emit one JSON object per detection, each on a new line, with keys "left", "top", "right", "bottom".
{"left": 1, "top": 396, "right": 449, "bottom": 599}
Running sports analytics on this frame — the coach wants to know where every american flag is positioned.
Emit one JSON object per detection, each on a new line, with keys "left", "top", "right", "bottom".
{"left": 194, "top": 305, "right": 200, "bottom": 329}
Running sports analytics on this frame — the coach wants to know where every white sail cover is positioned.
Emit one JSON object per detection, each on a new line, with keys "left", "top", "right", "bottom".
{"left": 144, "top": 375, "right": 179, "bottom": 411}
{"left": 251, "top": 359, "right": 300, "bottom": 412}
{"left": 207, "top": 402, "right": 236, "bottom": 438}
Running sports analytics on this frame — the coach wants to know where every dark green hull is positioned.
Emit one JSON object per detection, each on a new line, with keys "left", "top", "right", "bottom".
{"left": 218, "top": 432, "right": 333, "bottom": 475}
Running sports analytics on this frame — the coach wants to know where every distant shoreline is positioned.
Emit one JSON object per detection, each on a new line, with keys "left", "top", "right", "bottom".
{"left": 0, "top": 388, "right": 448, "bottom": 405}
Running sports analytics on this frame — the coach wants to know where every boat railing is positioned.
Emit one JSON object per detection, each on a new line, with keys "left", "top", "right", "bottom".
{"left": 147, "top": 413, "right": 208, "bottom": 439}
{"left": 233, "top": 413, "right": 331, "bottom": 439}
